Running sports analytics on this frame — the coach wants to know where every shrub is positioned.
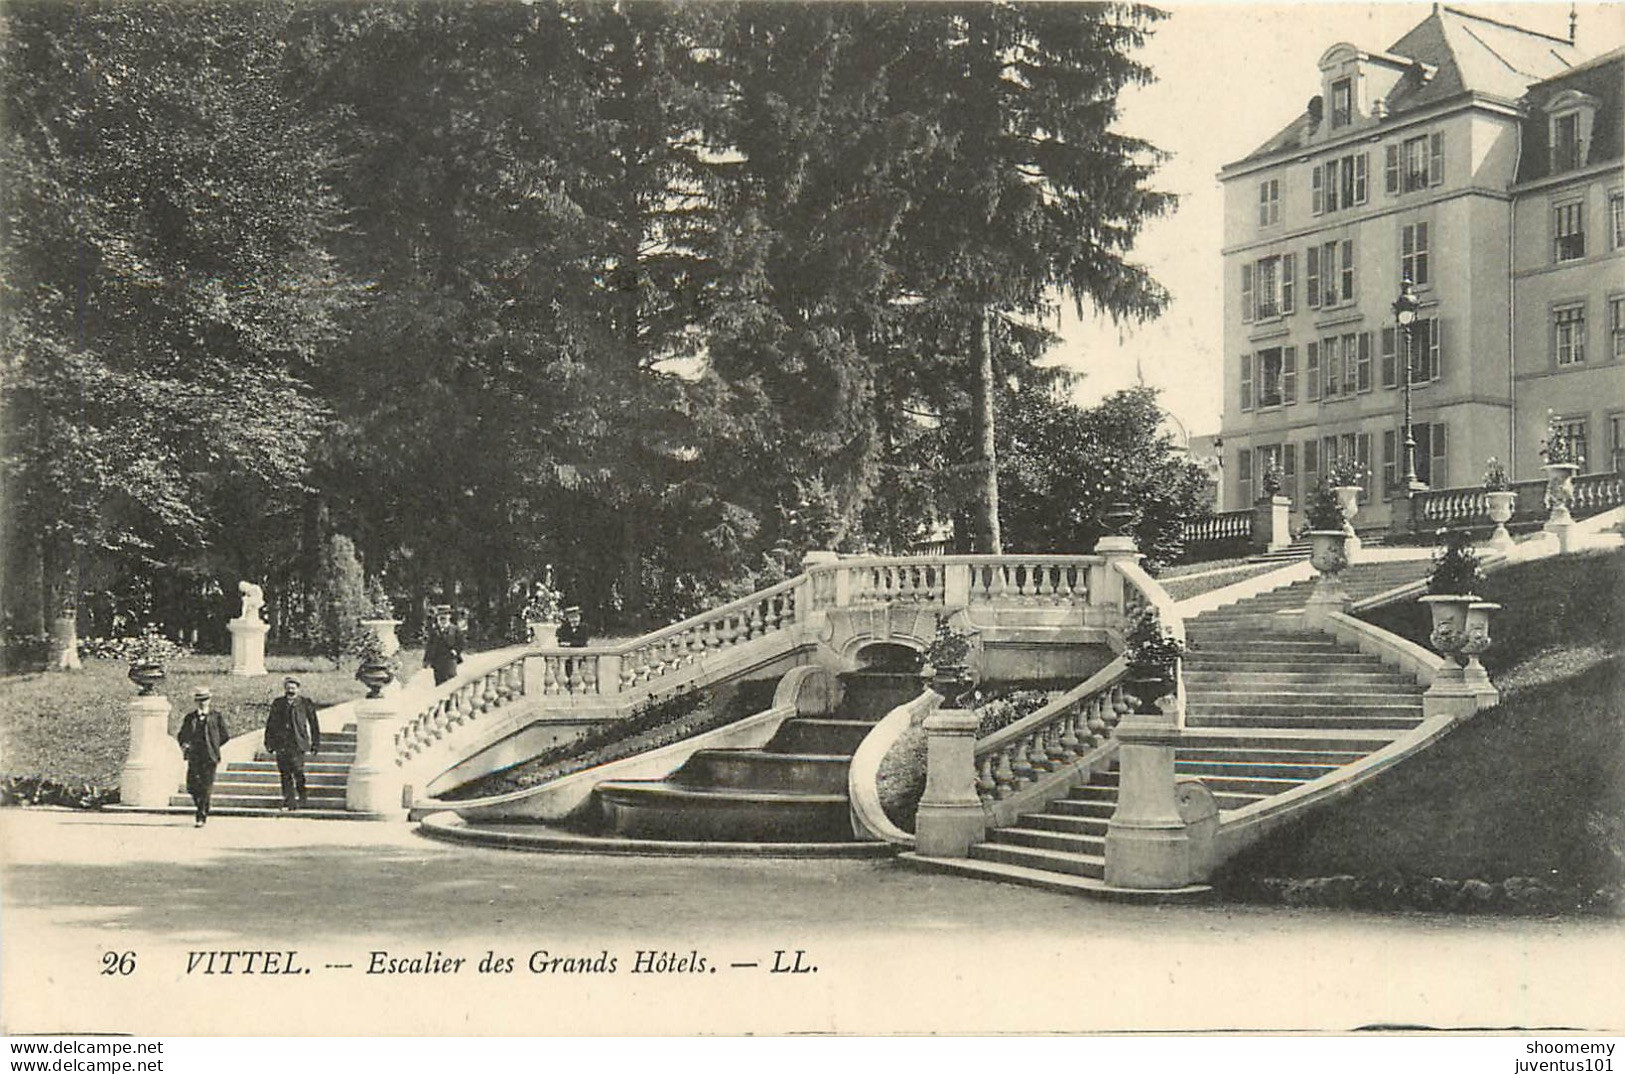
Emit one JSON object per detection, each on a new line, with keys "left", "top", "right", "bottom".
{"left": 1428, "top": 530, "right": 1485, "bottom": 596}
{"left": 1303, "top": 481, "right": 1346, "bottom": 530}
{"left": 310, "top": 534, "right": 369, "bottom": 661}
{"left": 1122, "top": 607, "right": 1185, "bottom": 674}
{"left": 1540, "top": 412, "right": 1582, "bottom": 467}
{"left": 1326, "top": 456, "right": 1365, "bottom": 488}
{"left": 1260, "top": 462, "right": 1283, "bottom": 498}
{"left": 1, "top": 775, "right": 119, "bottom": 810}
{"left": 1482, "top": 457, "right": 1510, "bottom": 492}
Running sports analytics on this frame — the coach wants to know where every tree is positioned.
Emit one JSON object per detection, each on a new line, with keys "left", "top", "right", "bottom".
{"left": 0, "top": 0, "right": 356, "bottom": 639}
{"left": 1000, "top": 386, "right": 1210, "bottom": 569}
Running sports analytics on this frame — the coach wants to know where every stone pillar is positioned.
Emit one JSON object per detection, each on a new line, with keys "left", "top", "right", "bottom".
{"left": 347, "top": 692, "right": 407, "bottom": 818}
{"left": 1251, "top": 495, "right": 1292, "bottom": 552}
{"left": 943, "top": 563, "right": 972, "bottom": 608}
{"left": 120, "top": 693, "right": 179, "bottom": 808}
{"left": 913, "top": 709, "right": 985, "bottom": 858}
{"left": 1104, "top": 698, "right": 1196, "bottom": 889}
{"left": 227, "top": 618, "right": 269, "bottom": 677}
{"left": 51, "top": 613, "right": 82, "bottom": 671}
{"left": 1091, "top": 535, "right": 1138, "bottom": 628}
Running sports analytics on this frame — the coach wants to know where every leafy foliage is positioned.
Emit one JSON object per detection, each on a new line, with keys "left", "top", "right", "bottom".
{"left": 1482, "top": 457, "right": 1510, "bottom": 493}
{"left": 1303, "top": 482, "right": 1346, "bottom": 531}
{"left": 1122, "top": 606, "right": 1185, "bottom": 674}
{"left": 1428, "top": 530, "right": 1485, "bottom": 596}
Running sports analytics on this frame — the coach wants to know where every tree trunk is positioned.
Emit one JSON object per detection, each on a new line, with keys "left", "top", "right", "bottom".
{"left": 971, "top": 304, "right": 1002, "bottom": 553}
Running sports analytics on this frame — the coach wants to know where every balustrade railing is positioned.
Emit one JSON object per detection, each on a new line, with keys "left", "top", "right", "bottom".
{"left": 396, "top": 659, "right": 528, "bottom": 763}
{"left": 1573, "top": 470, "right": 1625, "bottom": 516}
{"left": 1412, "top": 470, "right": 1624, "bottom": 529}
{"left": 962, "top": 556, "right": 1092, "bottom": 605}
{"left": 973, "top": 662, "right": 1128, "bottom": 803}
{"left": 846, "top": 560, "right": 946, "bottom": 605}
{"left": 1182, "top": 509, "right": 1252, "bottom": 548}
{"left": 614, "top": 577, "right": 801, "bottom": 692}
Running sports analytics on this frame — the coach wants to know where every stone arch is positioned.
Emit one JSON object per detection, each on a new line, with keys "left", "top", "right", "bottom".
{"left": 853, "top": 641, "right": 923, "bottom": 672}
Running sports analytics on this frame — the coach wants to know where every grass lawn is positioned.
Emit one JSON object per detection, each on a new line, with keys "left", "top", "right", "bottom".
{"left": 1159, "top": 561, "right": 1285, "bottom": 602}
{"left": 1216, "top": 547, "right": 1625, "bottom": 907}
{"left": 0, "top": 650, "right": 424, "bottom": 789}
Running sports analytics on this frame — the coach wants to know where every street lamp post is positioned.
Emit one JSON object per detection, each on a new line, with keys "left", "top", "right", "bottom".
{"left": 1391, "top": 280, "right": 1426, "bottom": 495}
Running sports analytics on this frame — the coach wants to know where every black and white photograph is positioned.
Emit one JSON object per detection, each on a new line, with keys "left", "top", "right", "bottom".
{"left": 0, "top": 0, "right": 1621, "bottom": 1053}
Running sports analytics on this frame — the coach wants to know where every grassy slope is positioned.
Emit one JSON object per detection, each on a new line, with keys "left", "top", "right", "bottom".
{"left": 0, "top": 652, "right": 422, "bottom": 788}
{"left": 1218, "top": 547, "right": 1625, "bottom": 893}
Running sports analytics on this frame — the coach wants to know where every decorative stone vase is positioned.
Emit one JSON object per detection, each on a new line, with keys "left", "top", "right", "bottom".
{"left": 1458, "top": 601, "right": 1501, "bottom": 679}
{"left": 528, "top": 620, "right": 560, "bottom": 646}
{"left": 1485, "top": 490, "right": 1517, "bottom": 551}
{"left": 1419, "top": 594, "right": 1477, "bottom": 660}
{"left": 1307, "top": 530, "right": 1349, "bottom": 575}
{"left": 1542, "top": 462, "right": 1579, "bottom": 526}
{"left": 1124, "top": 667, "right": 1175, "bottom": 714}
{"left": 355, "top": 659, "right": 396, "bottom": 699}
{"left": 359, "top": 618, "right": 402, "bottom": 659}
{"left": 1102, "top": 500, "right": 1137, "bottom": 537}
{"left": 1332, "top": 486, "right": 1361, "bottom": 533}
{"left": 127, "top": 661, "right": 166, "bottom": 697}
{"left": 925, "top": 663, "right": 975, "bottom": 709}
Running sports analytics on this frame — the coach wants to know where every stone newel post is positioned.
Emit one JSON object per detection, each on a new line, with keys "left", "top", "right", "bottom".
{"left": 1251, "top": 495, "right": 1292, "bottom": 553}
{"left": 913, "top": 708, "right": 985, "bottom": 857}
{"left": 120, "top": 691, "right": 179, "bottom": 808}
{"left": 1104, "top": 695, "right": 1196, "bottom": 889}
{"left": 347, "top": 691, "right": 406, "bottom": 817}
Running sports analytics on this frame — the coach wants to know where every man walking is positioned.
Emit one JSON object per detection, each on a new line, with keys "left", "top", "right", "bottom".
{"left": 422, "top": 605, "right": 464, "bottom": 686}
{"left": 177, "top": 686, "right": 230, "bottom": 827}
{"left": 263, "top": 676, "right": 320, "bottom": 811}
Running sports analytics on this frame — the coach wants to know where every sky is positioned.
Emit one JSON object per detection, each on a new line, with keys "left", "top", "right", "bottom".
{"left": 1050, "top": 1, "right": 1616, "bottom": 440}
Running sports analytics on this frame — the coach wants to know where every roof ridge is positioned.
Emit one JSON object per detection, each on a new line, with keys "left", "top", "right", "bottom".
{"left": 1438, "top": 4, "right": 1574, "bottom": 47}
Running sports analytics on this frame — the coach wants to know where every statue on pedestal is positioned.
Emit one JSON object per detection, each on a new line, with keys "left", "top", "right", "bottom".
{"left": 237, "top": 581, "right": 265, "bottom": 623}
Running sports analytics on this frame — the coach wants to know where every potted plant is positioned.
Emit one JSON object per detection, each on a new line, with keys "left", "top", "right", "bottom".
{"left": 1121, "top": 606, "right": 1185, "bottom": 714}
{"left": 1539, "top": 413, "right": 1581, "bottom": 526}
{"left": 523, "top": 568, "right": 564, "bottom": 646}
{"left": 1482, "top": 457, "right": 1516, "bottom": 549}
{"left": 921, "top": 616, "right": 977, "bottom": 708}
{"left": 359, "top": 577, "right": 402, "bottom": 657}
{"left": 1419, "top": 529, "right": 1485, "bottom": 657}
{"left": 349, "top": 625, "right": 400, "bottom": 699}
{"left": 126, "top": 624, "right": 180, "bottom": 696}
{"left": 1326, "top": 457, "right": 1365, "bottom": 535}
{"left": 1303, "top": 481, "right": 1349, "bottom": 575}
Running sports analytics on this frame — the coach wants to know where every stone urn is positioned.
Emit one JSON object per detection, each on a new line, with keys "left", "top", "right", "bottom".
{"left": 1458, "top": 601, "right": 1500, "bottom": 679}
{"left": 355, "top": 659, "right": 396, "bottom": 699}
{"left": 1485, "top": 490, "right": 1517, "bottom": 551}
{"left": 1332, "top": 487, "right": 1363, "bottom": 557}
{"left": 528, "top": 620, "right": 560, "bottom": 647}
{"left": 923, "top": 662, "right": 975, "bottom": 710}
{"left": 1124, "top": 666, "right": 1176, "bottom": 715}
{"left": 127, "top": 661, "right": 166, "bottom": 697}
{"left": 1307, "top": 530, "right": 1349, "bottom": 575}
{"left": 1419, "top": 594, "right": 1478, "bottom": 660}
{"left": 1542, "top": 462, "right": 1579, "bottom": 527}
{"left": 359, "top": 618, "right": 402, "bottom": 659}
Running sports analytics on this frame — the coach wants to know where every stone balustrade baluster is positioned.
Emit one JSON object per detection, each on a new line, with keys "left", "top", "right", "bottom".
{"left": 581, "top": 657, "right": 598, "bottom": 696}
{"left": 1008, "top": 737, "right": 1036, "bottom": 787}
{"left": 1025, "top": 731, "right": 1050, "bottom": 773}
{"left": 976, "top": 755, "right": 997, "bottom": 802}
{"left": 993, "top": 747, "right": 1016, "bottom": 797}
{"left": 566, "top": 656, "right": 584, "bottom": 695}
{"left": 1057, "top": 711, "right": 1080, "bottom": 758}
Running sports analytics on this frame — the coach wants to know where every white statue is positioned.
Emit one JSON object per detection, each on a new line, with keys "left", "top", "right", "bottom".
{"left": 237, "top": 581, "right": 265, "bottom": 623}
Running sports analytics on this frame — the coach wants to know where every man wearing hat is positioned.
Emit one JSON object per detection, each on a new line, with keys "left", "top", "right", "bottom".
{"left": 557, "top": 605, "right": 590, "bottom": 648}
{"left": 263, "top": 676, "right": 321, "bottom": 811}
{"left": 422, "top": 605, "right": 464, "bottom": 686}
{"left": 177, "top": 686, "right": 230, "bottom": 827}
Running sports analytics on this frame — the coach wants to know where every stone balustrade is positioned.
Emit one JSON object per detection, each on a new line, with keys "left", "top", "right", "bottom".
{"left": 1182, "top": 509, "right": 1252, "bottom": 548}
{"left": 395, "top": 660, "right": 527, "bottom": 762}
{"left": 974, "top": 670, "right": 1127, "bottom": 803}
{"left": 1411, "top": 471, "right": 1622, "bottom": 531}
{"left": 962, "top": 557, "right": 1093, "bottom": 605}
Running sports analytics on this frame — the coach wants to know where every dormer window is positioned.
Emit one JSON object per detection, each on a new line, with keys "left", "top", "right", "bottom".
{"left": 1543, "top": 90, "right": 1598, "bottom": 174}
{"left": 1330, "top": 78, "right": 1353, "bottom": 128}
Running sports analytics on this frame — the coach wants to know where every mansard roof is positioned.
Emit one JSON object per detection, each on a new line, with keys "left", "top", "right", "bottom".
{"left": 1515, "top": 46, "right": 1625, "bottom": 183}
{"left": 1231, "top": 5, "right": 1589, "bottom": 169}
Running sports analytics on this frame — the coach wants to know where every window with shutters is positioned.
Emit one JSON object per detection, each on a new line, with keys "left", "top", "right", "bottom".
{"left": 1554, "top": 417, "right": 1588, "bottom": 471}
{"left": 1611, "top": 191, "right": 1623, "bottom": 250}
{"left": 1305, "top": 341, "right": 1321, "bottom": 402}
{"left": 1401, "top": 317, "right": 1441, "bottom": 384}
{"left": 1355, "top": 332, "right": 1372, "bottom": 393}
{"left": 1554, "top": 201, "right": 1586, "bottom": 262}
{"left": 1410, "top": 421, "right": 1448, "bottom": 487}
{"left": 1553, "top": 111, "right": 1583, "bottom": 171}
{"left": 1259, "top": 178, "right": 1280, "bottom": 227}
{"left": 1382, "top": 429, "right": 1397, "bottom": 496}
{"left": 1239, "top": 353, "right": 1253, "bottom": 411}
{"left": 1283, "top": 444, "right": 1298, "bottom": 502}
{"left": 1302, "top": 438, "right": 1319, "bottom": 501}
{"left": 1339, "top": 239, "right": 1355, "bottom": 302}
{"left": 1610, "top": 296, "right": 1624, "bottom": 360}
{"left": 1245, "top": 254, "right": 1295, "bottom": 320}
{"left": 1321, "top": 335, "right": 1342, "bottom": 398}
{"left": 1390, "top": 132, "right": 1443, "bottom": 194}
{"left": 1401, "top": 221, "right": 1430, "bottom": 287}
{"left": 1340, "top": 333, "right": 1360, "bottom": 396}
{"left": 1331, "top": 78, "right": 1353, "bottom": 128}
{"left": 1609, "top": 412, "right": 1624, "bottom": 473}
{"left": 1554, "top": 303, "right": 1586, "bottom": 366}
{"left": 1306, "top": 246, "right": 1320, "bottom": 309}
{"left": 1312, "top": 153, "right": 1367, "bottom": 215}
{"left": 1380, "top": 326, "right": 1397, "bottom": 388}
{"left": 1241, "top": 263, "right": 1254, "bottom": 323}
{"left": 1237, "top": 445, "right": 1253, "bottom": 505}
{"left": 1257, "top": 347, "right": 1284, "bottom": 408}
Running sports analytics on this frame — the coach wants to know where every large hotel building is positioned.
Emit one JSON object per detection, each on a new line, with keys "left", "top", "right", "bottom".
{"left": 1216, "top": 6, "right": 1623, "bottom": 530}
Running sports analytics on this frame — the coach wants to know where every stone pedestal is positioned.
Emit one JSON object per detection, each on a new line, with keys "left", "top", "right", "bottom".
{"left": 227, "top": 618, "right": 269, "bottom": 677}
{"left": 1105, "top": 701, "right": 1206, "bottom": 889}
{"left": 1250, "top": 495, "right": 1293, "bottom": 553}
{"left": 120, "top": 693, "right": 179, "bottom": 808}
{"left": 913, "top": 709, "right": 985, "bottom": 858}
{"left": 347, "top": 693, "right": 407, "bottom": 818}
{"left": 51, "top": 614, "right": 81, "bottom": 671}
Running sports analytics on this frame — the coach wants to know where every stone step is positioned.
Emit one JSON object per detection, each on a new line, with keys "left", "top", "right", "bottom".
{"left": 766, "top": 719, "right": 875, "bottom": 755}
{"left": 1187, "top": 689, "right": 1419, "bottom": 707}
{"left": 149, "top": 805, "right": 357, "bottom": 820}
{"left": 1186, "top": 713, "right": 1423, "bottom": 730}
{"left": 967, "top": 841, "right": 1106, "bottom": 880}
{"left": 1174, "top": 773, "right": 1314, "bottom": 797}
{"left": 230, "top": 761, "right": 355, "bottom": 775}
{"left": 1178, "top": 727, "right": 1402, "bottom": 751}
{"left": 1184, "top": 652, "right": 1383, "bottom": 669}
{"left": 1176, "top": 746, "right": 1369, "bottom": 765}
{"left": 1183, "top": 669, "right": 1412, "bottom": 686}
{"left": 1186, "top": 638, "right": 1347, "bottom": 653}
{"left": 1019, "top": 812, "right": 1110, "bottom": 837}
{"left": 1047, "top": 798, "right": 1117, "bottom": 819}
{"left": 171, "top": 791, "right": 347, "bottom": 811}
{"left": 1175, "top": 759, "right": 1343, "bottom": 781}
{"left": 595, "top": 781, "right": 851, "bottom": 842}
{"left": 986, "top": 826, "right": 1106, "bottom": 857}
{"left": 1186, "top": 700, "right": 1422, "bottom": 717}
{"left": 676, "top": 749, "right": 851, "bottom": 794}
{"left": 212, "top": 772, "right": 349, "bottom": 788}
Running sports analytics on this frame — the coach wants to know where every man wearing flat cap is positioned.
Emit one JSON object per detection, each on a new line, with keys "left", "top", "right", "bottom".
{"left": 177, "top": 686, "right": 230, "bottom": 827}
{"left": 263, "top": 676, "right": 321, "bottom": 811}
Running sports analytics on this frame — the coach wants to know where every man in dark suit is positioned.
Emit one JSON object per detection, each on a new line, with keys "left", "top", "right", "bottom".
{"left": 177, "top": 686, "right": 230, "bottom": 827}
{"left": 423, "top": 605, "right": 464, "bottom": 685}
{"left": 557, "top": 605, "right": 590, "bottom": 647}
{"left": 263, "top": 676, "right": 321, "bottom": 810}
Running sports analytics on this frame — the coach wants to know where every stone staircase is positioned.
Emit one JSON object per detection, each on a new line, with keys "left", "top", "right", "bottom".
{"left": 954, "top": 559, "right": 1432, "bottom": 884}
{"left": 166, "top": 726, "right": 358, "bottom": 819}
{"left": 594, "top": 671, "right": 919, "bottom": 842}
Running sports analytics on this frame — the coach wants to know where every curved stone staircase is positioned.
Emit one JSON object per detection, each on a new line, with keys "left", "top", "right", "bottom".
{"left": 594, "top": 671, "right": 919, "bottom": 842}
{"left": 938, "top": 559, "right": 1434, "bottom": 886}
